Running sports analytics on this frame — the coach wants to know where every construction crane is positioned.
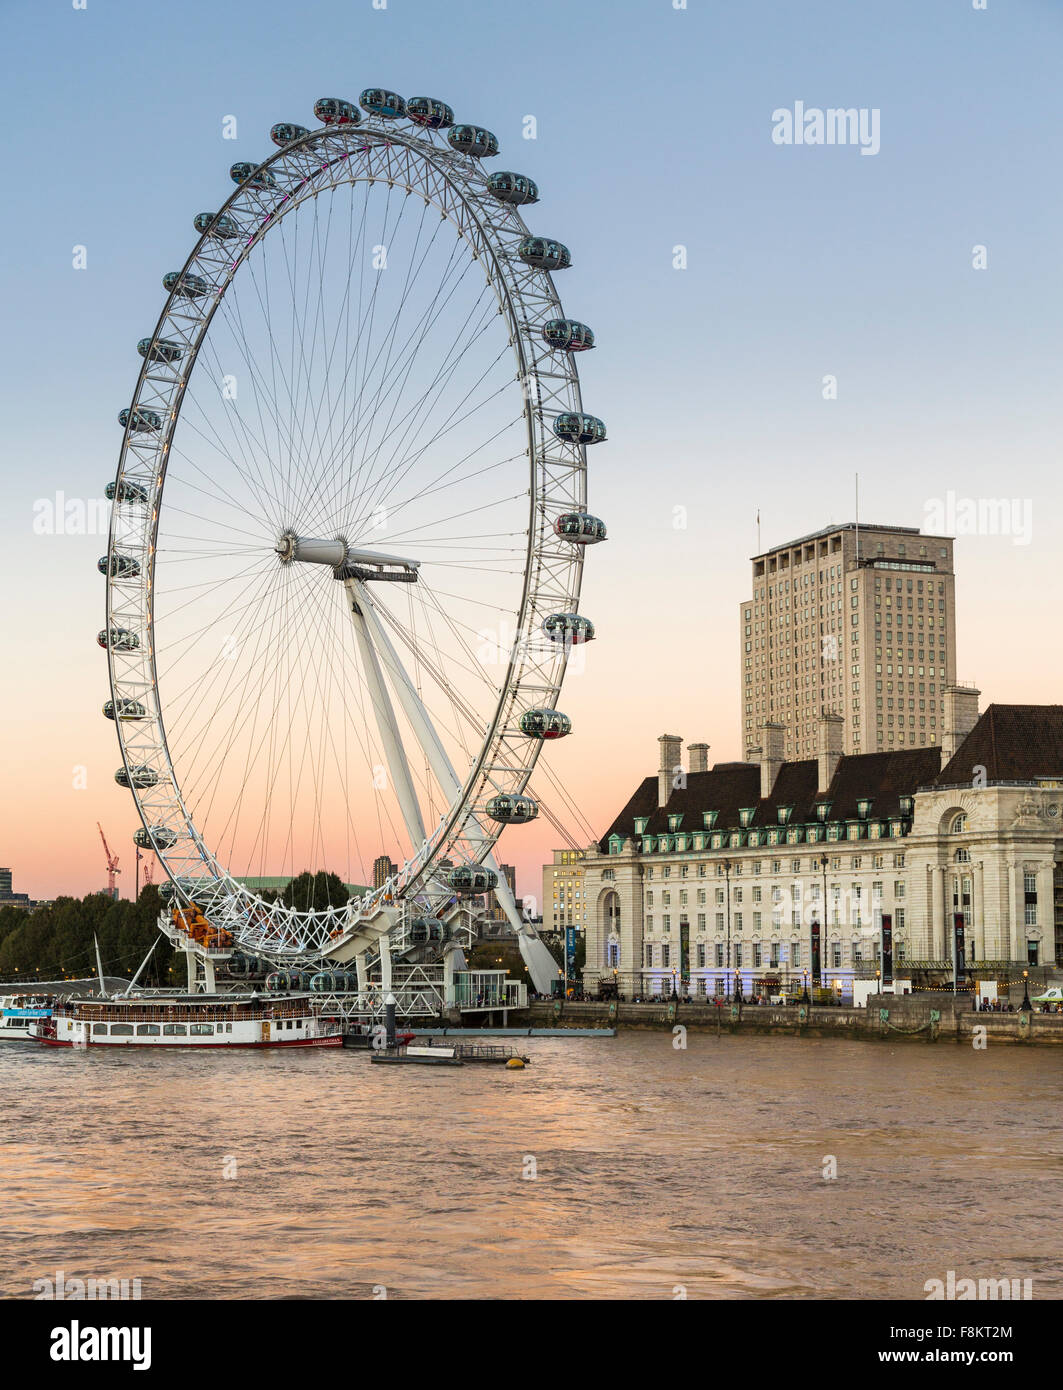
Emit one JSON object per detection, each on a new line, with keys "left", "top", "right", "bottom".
{"left": 97, "top": 823, "right": 121, "bottom": 900}
{"left": 135, "top": 848, "right": 156, "bottom": 896}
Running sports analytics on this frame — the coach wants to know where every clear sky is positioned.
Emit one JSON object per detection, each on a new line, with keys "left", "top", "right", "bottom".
{"left": 2, "top": 0, "right": 1061, "bottom": 903}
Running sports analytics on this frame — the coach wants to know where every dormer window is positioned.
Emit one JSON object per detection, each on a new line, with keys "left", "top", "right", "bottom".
{"left": 668, "top": 814, "right": 683, "bottom": 832}
{"left": 777, "top": 805, "right": 793, "bottom": 825}
{"left": 739, "top": 807, "right": 756, "bottom": 828}
{"left": 816, "top": 802, "right": 831, "bottom": 822}
{"left": 899, "top": 796, "right": 914, "bottom": 816}
{"left": 634, "top": 817, "right": 649, "bottom": 836}
{"left": 857, "top": 798, "right": 872, "bottom": 819}
{"left": 703, "top": 810, "right": 718, "bottom": 830}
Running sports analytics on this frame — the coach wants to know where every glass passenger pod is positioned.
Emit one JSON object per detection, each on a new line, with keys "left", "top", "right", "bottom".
{"left": 137, "top": 338, "right": 184, "bottom": 364}
{"left": 446, "top": 125, "right": 499, "bottom": 158}
{"left": 105, "top": 479, "right": 149, "bottom": 504}
{"left": 359, "top": 89, "right": 406, "bottom": 120}
{"left": 229, "top": 162, "right": 278, "bottom": 190}
{"left": 193, "top": 212, "right": 242, "bottom": 240}
{"left": 554, "top": 511, "right": 607, "bottom": 545}
{"left": 518, "top": 708, "right": 572, "bottom": 740}
{"left": 542, "top": 612, "right": 595, "bottom": 645}
{"left": 313, "top": 97, "right": 360, "bottom": 126}
{"left": 407, "top": 918, "right": 431, "bottom": 945}
{"left": 486, "top": 793, "right": 539, "bottom": 825}
{"left": 517, "top": 237, "right": 571, "bottom": 271}
{"left": 266, "top": 970, "right": 313, "bottom": 992}
{"left": 309, "top": 970, "right": 358, "bottom": 992}
{"left": 97, "top": 626, "right": 139, "bottom": 651}
{"left": 114, "top": 765, "right": 159, "bottom": 789}
{"left": 270, "top": 122, "right": 310, "bottom": 147}
{"left": 553, "top": 412, "right": 606, "bottom": 445}
{"left": 162, "top": 271, "right": 210, "bottom": 300}
{"left": 448, "top": 865, "right": 498, "bottom": 895}
{"left": 542, "top": 319, "right": 595, "bottom": 352}
{"left": 97, "top": 553, "right": 141, "bottom": 579}
{"left": 134, "top": 826, "right": 178, "bottom": 851}
{"left": 486, "top": 172, "right": 539, "bottom": 206}
{"left": 103, "top": 699, "right": 147, "bottom": 721}
{"left": 405, "top": 97, "right": 455, "bottom": 129}
{"left": 118, "top": 406, "right": 162, "bottom": 433}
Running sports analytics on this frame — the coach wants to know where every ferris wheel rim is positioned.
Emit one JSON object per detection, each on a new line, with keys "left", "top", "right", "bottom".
{"left": 103, "top": 107, "right": 593, "bottom": 953}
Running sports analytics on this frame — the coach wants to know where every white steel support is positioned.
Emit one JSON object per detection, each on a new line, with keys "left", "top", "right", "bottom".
{"left": 353, "top": 579, "right": 558, "bottom": 994}
{"left": 378, "top": 933, "right": 393, "bottom": 993}
{"left": 344, "top": 579, "right": 427, "bottom": 850}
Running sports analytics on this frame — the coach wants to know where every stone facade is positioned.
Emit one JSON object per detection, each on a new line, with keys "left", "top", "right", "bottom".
{"left": 583, "top": 711, "right": 1063, "bottom": 999}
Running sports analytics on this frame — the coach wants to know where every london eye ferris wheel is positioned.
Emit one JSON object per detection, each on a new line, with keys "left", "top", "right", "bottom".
{"left": 98, "top": 88, "right": 606, "bottom": 985}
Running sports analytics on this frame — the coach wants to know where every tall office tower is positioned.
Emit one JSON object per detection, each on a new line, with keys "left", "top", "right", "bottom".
{"left": 373, "top": 854, "right": 396, "bottom": 889}
{"left": 740, "top": 523, "right": 957, "bottom": 760}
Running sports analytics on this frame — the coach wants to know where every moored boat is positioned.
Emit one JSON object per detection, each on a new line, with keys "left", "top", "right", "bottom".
{"left": 31, "top": 992, "right": 342, "bottom": 1049}
{"left": 0, "top": 993, "right": 55, "bottom": 1041}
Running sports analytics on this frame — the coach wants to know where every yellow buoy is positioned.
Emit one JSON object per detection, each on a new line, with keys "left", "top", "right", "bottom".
{"left": 506, "top": 1057, "right": 525, "bottom": 1069}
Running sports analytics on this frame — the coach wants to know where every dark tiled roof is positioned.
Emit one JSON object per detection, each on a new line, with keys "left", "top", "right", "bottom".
{"left": 599, "top": 747, "right": 941, "bottom": 845}
{"left": 937, "top": 705, "right": 1063, "bottom": 784}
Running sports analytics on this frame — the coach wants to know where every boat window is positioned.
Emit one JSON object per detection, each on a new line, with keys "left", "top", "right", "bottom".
{"left": 296, "top": 1019, "right": 303, "bottom": 1027}
{"left": 189, "top": 1023, "right": 214, "bottom": 1036}
{"left": 93, "top": 1023, "right": 108, "bottom": 1035}
{"left": 136, "top": 1024, "right": 161, "bottom": 1036}
{"left": 163, "top": 1023, "right": 187, "bottom": 1036}
{"left": 110, "top": 1024, "right": 134, "bottom": 1036}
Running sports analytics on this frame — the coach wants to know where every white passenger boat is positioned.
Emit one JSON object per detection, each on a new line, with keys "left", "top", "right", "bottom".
{"left": 31, "top": 992, "right": 342, "bottom": 1049}
{"left": 0, "top": 994, "right": 55, "bottom": 1041}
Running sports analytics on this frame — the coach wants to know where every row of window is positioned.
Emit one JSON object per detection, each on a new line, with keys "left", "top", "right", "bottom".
{"left": 86, "top": 1020, "right": 305, "bottom": 1036}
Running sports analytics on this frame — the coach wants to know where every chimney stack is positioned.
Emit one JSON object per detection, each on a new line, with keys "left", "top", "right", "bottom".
{"left": 658, "top": 733, "right": 683, "bottom": 809}
{"left": 941, "top": 684, "right": 980, "bottom": 767}
{"left": 754, "top": 722, "right": 786, "bottom": 799}
{"left": 688, "top": 743, "right": 710, "bottom": 774}
{"left": 817, "top": 712, "right": 845, "bottom": 795}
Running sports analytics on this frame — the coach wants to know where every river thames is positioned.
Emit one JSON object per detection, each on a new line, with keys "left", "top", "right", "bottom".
{"left": 2, "top": 1033, "right": 1061, "bottom": 1300}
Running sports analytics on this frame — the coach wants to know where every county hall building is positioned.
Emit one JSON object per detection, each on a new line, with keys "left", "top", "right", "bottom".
{"left": 582, "top": 702, "right": 1063, "bottom": 1000}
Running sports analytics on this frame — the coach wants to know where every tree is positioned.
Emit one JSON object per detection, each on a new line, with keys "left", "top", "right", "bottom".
{"left": 280, "top": 871, "right": 350, "bottom": 914}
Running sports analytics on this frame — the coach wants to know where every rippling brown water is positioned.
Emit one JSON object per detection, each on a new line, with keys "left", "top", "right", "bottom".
{"left": 2, "top": 1033, "right": 1061, "bottom": 1299}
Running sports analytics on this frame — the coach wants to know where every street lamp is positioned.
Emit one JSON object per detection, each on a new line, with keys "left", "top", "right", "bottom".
{"left": 819, "top": 852, "right": 829, "bottom": 990}
{"left": 802, "top": 969, "right": 809, "bottom": 1005}
{"left": 1021, "top": 968, "right": 1032, "bottom": 1012}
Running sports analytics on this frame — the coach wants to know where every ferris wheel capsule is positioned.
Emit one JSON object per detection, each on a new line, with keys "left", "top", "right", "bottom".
{"left": 104, "top": 698, "right": 146, "bottom": 721}
{"left": 543, "top": 612, "right": 595, "bottom": 645}
{"left": 313, "top": 97, "right": 360, "bottom": 126}
{"left": 98, "top": 553, "right": 141, "bottom": 579}
{"left": 137, "top": 337, "right": 184, "bottom": 364}
{"left": 114, "top": 765, "right": 159, "bottom": 789}
{"left": 554, "top": 511, "right": 607, "bottom": 545}
{"left": 447, "top": 124, "right": 499, "bottom": 158}
{"left": 487, "top": 171, "right": 539, "bottom": 205}
{"left": 407, "top": 918, "right": 431, "bottom": 945}
{"left": 118, "top": 406, "right": 162, "bottom": 433}
{"left": 271, "top": 122, "right": 310, "bottom": 147}
{"left": 163, "top": 271, "right": 210, "bottom": 300}
{"left": 360, "top": 89, "right": 406, "bottom": 119}
{"left": 193, "top": 211, "right": 242, "bottom": 240}
{"left": 97, "top": 627, "right": 139, "bottom": 651}
{"left": 518, "top": 236, "right": 571, "bottom": 271}
{"left": 486, "top": 793, "right": 539, "bottom": 825}
{"left": 406, "top": 97, "right": 454, "bottom": 129}
{"left": 542, "top": 319, "right": 594, "bottom": 352}
{"left": 105, "top": 479, "right": 149, "bottom": 504}
{"left": 229, "top": 162, "right": 277, "bottom": 190}
{"left": 553, "top": 412, "right": 606, "bottom": 445}
{"left": 134, "top": 826, "right": 178, "bottom": 851}
{"left": 448, "top": 864, "right": 498, "bottom": 895}
{"left": 519, "top": 708, "right": 572, "bottom": 740}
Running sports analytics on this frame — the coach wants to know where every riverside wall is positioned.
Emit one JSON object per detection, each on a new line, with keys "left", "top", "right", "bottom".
{"left": 515, "top": 997, "right": 1063, "bottom": 1045}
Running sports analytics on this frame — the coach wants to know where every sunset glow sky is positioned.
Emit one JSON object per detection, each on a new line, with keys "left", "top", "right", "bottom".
{"left": 2, "top": 0, "right": 1061, "bottom": 903}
